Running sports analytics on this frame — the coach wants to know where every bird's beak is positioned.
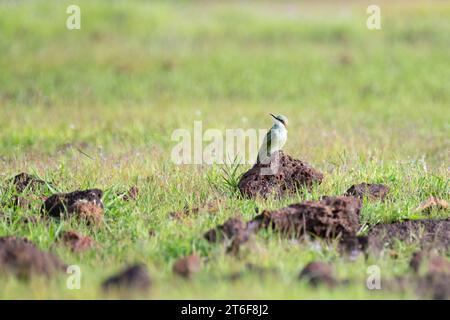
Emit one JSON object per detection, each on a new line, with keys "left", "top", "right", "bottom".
{"left": 270, "top": 113, "right": 277, "bottom": 120}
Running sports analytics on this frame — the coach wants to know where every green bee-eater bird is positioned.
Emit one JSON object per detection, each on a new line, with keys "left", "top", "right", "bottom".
{"left": 257, "top": 114, "right": 288, "bottom": 164}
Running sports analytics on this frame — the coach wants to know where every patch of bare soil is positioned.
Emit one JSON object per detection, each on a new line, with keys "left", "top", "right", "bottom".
{"left": 298, "top": 262, "right": 337, "bottom": 287}
{"left": 344, "top": 183, "right": 389, "bottom": 201}
{"left": 367, "top": 218, "right": 450, "bottom": 252}
{"left": 172, "top": 254, "right": 202, "bottom": 278}
{"left": 238, "top": 151, "right": 323, "bottom": 199}
{"left": 42, "top": 189, "right": 104, "bottom": 225}
{"left": 58, "top": 231, "right": 95, "bottom": 253}
{"left": 204, "top": 217, "right": 253, "bottom": 254}
{"left": 250, "top": 196, "right": 362, "bottom": 239}
{"left": 102, "top": 264, "right": 151, "bottom": 292}
{"left": 0, "top": 236, "right": 65, "bottom": 278}
{"left": 414, "top": 196, "right": 448, "bottom": 213}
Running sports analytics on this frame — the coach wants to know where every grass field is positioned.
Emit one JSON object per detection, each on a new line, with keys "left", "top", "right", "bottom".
{"left": 0, "top": 0, "right": 449, "bottom": 299}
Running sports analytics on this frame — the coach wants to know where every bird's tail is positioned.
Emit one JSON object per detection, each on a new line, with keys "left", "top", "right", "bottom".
{"left": 257, "top": 150, "right": 271, "bottom": 165}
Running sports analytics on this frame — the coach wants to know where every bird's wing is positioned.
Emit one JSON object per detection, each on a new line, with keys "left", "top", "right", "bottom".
{"left": 258, "top": 129, "right": 273, "bottom": 163}
{"left": 265, "top": 129, "right": 273, "bottom": 154}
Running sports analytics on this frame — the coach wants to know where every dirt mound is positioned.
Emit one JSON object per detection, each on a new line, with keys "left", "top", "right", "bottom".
{"left": 102, "top": 264, "right": 151, "bottom": 292}
{"left": 409, "top": 251, "right": 424, "bottom": 273}
{"left": 58, "top": 231, "right": 95, "bottom": 253}
{"left": 204, "top": 217, "right": 248, "bottom": 242}
{"left": 250, "top": 196, "right": 362, "bottom": 239}
{"left": 409, "top": 251, "right": 450, "bottom": 274}
{"left": 204, "top": 217, "right": 252, "bottom": 254}
{"left": 2, "top": 173, "right": 51, "bottom": 209}
{"left": 172, "top": 254, "right": 202, "bottom": 278}
{"left": 388, "top": 270, "right": 450, "bottom": 300}
{"left": 42, "top": 189, "right": 104, "bottom": 225}
{"left": 10, "top": 172, "right": 47, "bottom": 194}
{"left": 417, "top": 272, "right": 450, "bottom": 299}
{"left": 427, "top": 256, "right": 450, "bottom": 275}
{"left": 344, "top": 183, "right": 389, "bottom": 201}
{"left": 408, "top": 252, "right": 450, "bottom": 299}
{"left": 298, "top": 262, "right": 336, "bottom": 287}
{"left": 0, "top": 236, "right": 65, "bottom": 278}
{"left": 338, "top": 235, "right": 369, "bottom": 259}
{"left": 238, "top": 151, "right": 323, "bottom": 199}
{"left": 367, "top": 218, "right": 450, "bottom": 252}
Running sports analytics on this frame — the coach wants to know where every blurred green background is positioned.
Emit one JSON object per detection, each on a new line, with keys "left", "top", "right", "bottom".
{"left": 0, "top": 0, "right": 449, "bottom": 299}
{"left": 0, "top": 0, "right": 448, "bottom": 164}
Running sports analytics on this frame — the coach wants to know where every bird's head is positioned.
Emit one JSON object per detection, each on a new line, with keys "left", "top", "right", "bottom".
{"left": 270, "top": 114, "right": 288, "bottom": 128}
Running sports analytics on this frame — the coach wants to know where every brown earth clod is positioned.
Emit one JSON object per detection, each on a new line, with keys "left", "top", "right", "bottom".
{"left": 0, "top": 236, "right": 66, "bottom": 279}
{"left": 204, "top": 217, "right": 248, "bottom": 243}
{"left": 250, "top": 196, "right": 362, "bottom": 239}
{"left": 102, "top": 264, "right": 151, "bottom": 292}
{"left": 367, "top": 218, "right": 450, "bottom": 253}
{"left": 298, "top": 262, "right": 337, "bottom": 287}
{"left": 409, "top": 251, "right": 425, "bottom": 273}
{"left": 238, "top": 151, "right": 323, "bottom": 199}
{"left": 3, "top": 173, "right": 51, "bottom": 209}
{"left": 416, "top": 255, "right": 450, "bottom": 299}
{"left": 42, "top": 189, "right": 104, "bottom": 225}
{"left": 58, "top": 231, "right": 95, "bottom": 253}
{"left": 428, "top": 256, "right": 450, "bottom": 275}
{"left": 417, "top": 272, "right": 450, "bottom": 300}
{"left": 344, "top": 183, "right": 389, "bottom": 201}
{"left": 338, "top": 235, "right": 369, "bottom": 259}
{"left": 172, "top": 254, "right": 202, "bottom": 278}
{"left": 10, "top": 172, "right": 47, "bottom": 194}
{"left": 204, "top": 217, "right": 253, "bottom": 254}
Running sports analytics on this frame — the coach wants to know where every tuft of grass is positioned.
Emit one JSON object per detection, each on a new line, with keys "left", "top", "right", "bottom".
{"left": 219, "top": 156, "right": 245, "bottom": 197}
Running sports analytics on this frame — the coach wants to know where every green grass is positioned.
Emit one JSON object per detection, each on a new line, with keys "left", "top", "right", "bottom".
{"left": 0, "top": 0, "right": 449, "bottom": 299}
